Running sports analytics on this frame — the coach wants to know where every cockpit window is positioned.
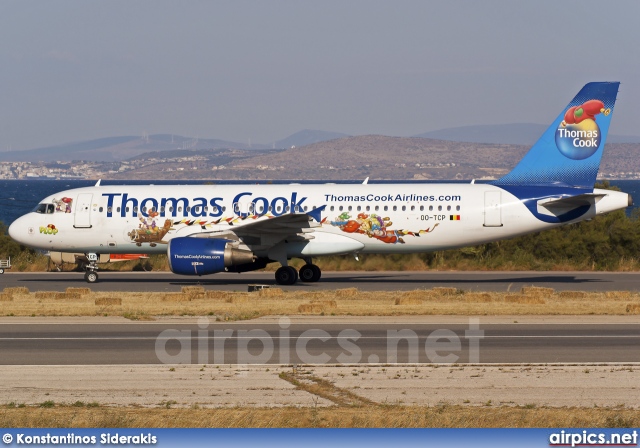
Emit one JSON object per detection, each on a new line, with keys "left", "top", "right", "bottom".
{"left": 33, "top": 203, "right": 55, "bottom": 214}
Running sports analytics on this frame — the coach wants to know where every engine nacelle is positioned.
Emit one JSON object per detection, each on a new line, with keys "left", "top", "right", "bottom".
{"left": 167, "top": 237, "right": 254, "bottom": 276}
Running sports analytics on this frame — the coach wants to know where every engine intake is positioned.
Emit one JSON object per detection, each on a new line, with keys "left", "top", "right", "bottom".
{"left": 168, "top": 237, "right": 254, "bottom": 276}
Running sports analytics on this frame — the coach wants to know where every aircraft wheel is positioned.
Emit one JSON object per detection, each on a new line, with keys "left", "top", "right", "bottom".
{"left": 84, "top": 271, "right": 99, "bottom": 283}
{"left": 275, "top": 266, "right": 298, "bottom": 285}
{"left": 0, "top": 268, "right": 4, "bottom": 274}
{"left": 299, "top": 264, "right": 321, "bottom": 282}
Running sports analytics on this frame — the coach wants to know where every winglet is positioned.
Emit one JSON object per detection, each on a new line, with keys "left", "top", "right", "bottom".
{"left": 95, "top": 179, "right": 101, "bottom": 187}
{"left": 307, "top": 205, "right": 326, "bottom": 222}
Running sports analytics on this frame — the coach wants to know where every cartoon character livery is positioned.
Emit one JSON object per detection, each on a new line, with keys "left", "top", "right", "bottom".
{"left": 9, "top": 82, "right": 631, "bottom": 284}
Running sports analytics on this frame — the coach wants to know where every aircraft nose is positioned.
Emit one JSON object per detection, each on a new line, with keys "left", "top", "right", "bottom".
{"left": 8, "top": 217, "right": 27, "bottom": 244}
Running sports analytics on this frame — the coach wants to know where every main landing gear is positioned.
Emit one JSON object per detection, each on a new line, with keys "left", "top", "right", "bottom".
{"left": 82, "top": 253, "right": 99, "bottom": 283}
{"left": 274, "top": 259, "right": 322, "bottom": 285}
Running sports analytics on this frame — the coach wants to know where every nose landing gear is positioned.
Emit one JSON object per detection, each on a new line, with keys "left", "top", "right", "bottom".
{"left": 82, "top": 253, "right": 99, "bottom": 283}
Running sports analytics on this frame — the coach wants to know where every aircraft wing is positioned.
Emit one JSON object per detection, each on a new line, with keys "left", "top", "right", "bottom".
{"left": 190, "top": 206, "right": 326, "bottom": 252}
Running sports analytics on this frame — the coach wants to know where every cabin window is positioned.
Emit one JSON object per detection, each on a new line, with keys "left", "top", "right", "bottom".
{"left": 268, "top": 206, "right": 272, "bottom": 213}
{"left": 366, "top": 205, "right": 370, "bottom": 212}
{"left": 285, "top": 205, "right": 290, "bottom": 212}
{"left": 456, "top": 205, "right": 460, "bottom": 211}
{"left": 429, "top": 205, "right": 433, "bottom": 211}
{"left": 438, "top": 205, "right": 442, "bottom": 211}
{"left": 393, "top": 206, "right": 397, "bottom": 211}
{"left": 402, "top": 206, "right": 406, "bottom": 211}
{"left": 160, "top": 206, "right": 165, "bottom": 213}
{"left": 186, "top": 206, "right": 191, "bottom": 213}
{"left": 375, "top": 205, "right": 379, "bottom": 211}
{"left": 257, "top": 204, "right": 263, "bottom": 213}
{"left": 384, "top": 206, "right": 388, "bottom": 211}
{"left": 178, "top": 207, "right": 182, "bottom": 212}
{"left": 420, "top": 205, "right": 424, "bottom": 211}
{"left": 117, "top": 207, "right": 121, "bottom": 213}
{"left": 276, "top": 205, "right": 282, "bottom": 213}
{"left": 107, "top": 207, "right": 112, "bottom": 214}
{"left": 169, "top": 207, "right": 174, "bottom": 213}
{"left": 126, "top": 207, "right": 130, "bottom": 213}
{"left": 133, "top": 206, "right": 138, "bottom": 213}
{"left": 410, "top": 205, "right": 415, "bottom": 211}
{"left": 233, "top": 203, "right": 239, "bottom": 213}
{"left": 212, "top": 206, "right": 218, "bottom": 213}
{"left": 339, "top": 206, "right": 343, "bottom": 211}
{"left": 222, "top": 206, "right": 226, "bottom": 212}
{"left": 357, "top": 205, "right": 361, "bottom": 212}
{"left": 447, "top": 205, "right": 451, "bottom": 211}
{"left": 141, "top": 206, "right": 147, "bottom": 213}
{"left": 204, "top": 206, "right": 208, "bottom": 212}
{"left": 348, "top": 205, "right": 352, "bottom": 212}
{"left": 99, "top": 207, "right": 104, "bottom": 213}
{"left": 304, "top": 206, "right": 308, "bottom": 211}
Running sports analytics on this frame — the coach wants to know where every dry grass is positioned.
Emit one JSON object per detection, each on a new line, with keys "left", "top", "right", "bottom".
{"left": 94, "top": 298, "right": 122, "bottom": 306}
{"left": 3, "top": 287, "right": 29, "bottom": 296}
{"left": 335, "top": 288, "right": 358, "bottom": 298}
{"left": 395, "top": 297, "right": 423, "bottom": 306}
{"left": 521, "top": 286, "right": 555, "bottom": 297}
{"left": 626, "top": 303, "right": 640, "bottom": 314}
{"left": 0, "top": 405, "right": 639, "bottom": 428}
{"left": 163, "top": 293, "right": 191, "bottom": 302}
{"left": 606, "top": 291, "right": 632, "bottom": 299}
{"left": 464, "top": 293, "right": 493, "bottom": 303}
{"left": 258, "top": 288, "right": 284, "bottom": 298}
{"left": 66, "top": 287, "right": 91, "bottom": 295}
{"left": 558, "top": 291, "right": 587, "bottom": 299}
{"left": 298, "top": 304, "right": 325, "bottom": 313}
{"left": 1, "top": 288, "right": 639, "bottom": 317}
{"left": 505, "top": 295, "right": 546, "bottom": 305}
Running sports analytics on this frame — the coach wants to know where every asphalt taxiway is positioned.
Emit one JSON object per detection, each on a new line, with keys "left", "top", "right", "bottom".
{"left": 3, "top": 270, "right": 640, "bottom": 292}
{"left": 0, "top": 317, "right": 638, "bottom": 365}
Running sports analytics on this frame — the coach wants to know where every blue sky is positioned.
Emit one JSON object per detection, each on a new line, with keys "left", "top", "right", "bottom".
{"left": 1, "top": 0, "right": 638, "bottom": 150}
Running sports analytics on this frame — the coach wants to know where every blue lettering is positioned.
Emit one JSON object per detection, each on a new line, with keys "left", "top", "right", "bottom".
{"left": 209, "top": 198, "right": 224, "bottom": 217}
{"left": 102, "top": 193, "right": 121, "bottom": 217}
{"left": 290, "top": 192, "right": 307, "bottom": 212}
{"left": 191, "top": 197, "right": 208, "bottom": 217}
{"left": 122, "top": 193, "right": 139, "bottom": 217}
{"left": 140, "top": 198, "right": 158, "bottom": 217}
{"left": 160, "top": 197, "right": 189, "bottom": 218}
{"left": 271, "top": 197, "right": 288, "bottom": 216}
{"left": 252, "top": 197, "right": 269, "bottom": 216}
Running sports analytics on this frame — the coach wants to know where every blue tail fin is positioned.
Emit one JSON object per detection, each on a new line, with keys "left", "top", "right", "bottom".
{"left": 493, "top": 82, "right": 619, "bottom": 189}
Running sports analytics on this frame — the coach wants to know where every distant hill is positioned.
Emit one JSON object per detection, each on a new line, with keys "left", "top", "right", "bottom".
{"left": 275, "top": 129, "right": 349, "bottom": 149}
{"left": 415, "top": 123, "right": 640, "bottom": 146}
{"left": 0, "top": 134, "right": 267, "bottom": 163}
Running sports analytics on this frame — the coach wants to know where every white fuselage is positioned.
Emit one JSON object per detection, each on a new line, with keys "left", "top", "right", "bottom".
{"left": 8, "top": 183, "right": 630, "bottom": 258}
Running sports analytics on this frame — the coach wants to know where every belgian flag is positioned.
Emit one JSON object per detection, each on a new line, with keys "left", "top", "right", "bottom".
{"left": 450, "top": 215, "right": 461, "bottom": 221}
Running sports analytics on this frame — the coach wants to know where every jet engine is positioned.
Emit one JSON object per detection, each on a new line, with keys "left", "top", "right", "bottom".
{"left": 167, "top": 237, "right": 255, "bottom": 276}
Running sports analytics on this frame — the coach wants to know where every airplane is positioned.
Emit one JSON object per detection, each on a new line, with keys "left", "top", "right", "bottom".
{"left": 8, "top": 82, "right": 631, "bottom": 285}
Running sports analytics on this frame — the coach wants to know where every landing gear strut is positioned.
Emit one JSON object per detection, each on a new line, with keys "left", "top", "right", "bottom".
{"left": 82, "top": 253, "right": 99, "bottom": 283}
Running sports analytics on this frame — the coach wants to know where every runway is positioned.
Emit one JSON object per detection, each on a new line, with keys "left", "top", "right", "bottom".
{"left": 3, "top": 270, "right": 640, "bottom": 292}
{"left": 1, "top": 318, "right": 639, "bottom": 365}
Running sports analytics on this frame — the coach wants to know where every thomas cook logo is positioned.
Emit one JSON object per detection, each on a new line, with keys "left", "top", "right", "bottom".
{"left": 555, "top": 99, "right": 610, "bottom": 160}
